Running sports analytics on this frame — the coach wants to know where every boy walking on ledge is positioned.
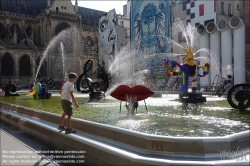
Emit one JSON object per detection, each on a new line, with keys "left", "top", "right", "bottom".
{"left": 58, "top": 72, "right": 79, "bottom": 134}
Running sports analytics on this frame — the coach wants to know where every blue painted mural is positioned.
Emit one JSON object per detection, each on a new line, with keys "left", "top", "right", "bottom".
{"left": 131, "top": 0, "right": 172, "bottom": 88}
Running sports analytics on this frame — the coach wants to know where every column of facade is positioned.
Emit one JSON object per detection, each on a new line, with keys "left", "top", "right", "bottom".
{"left": 206, "top": 22, "right": 220, "bottom": 85}
{"left": 40, "top": 18, "right": 44, "bottom": 47}
{"left": 14, "top": 52, "right": 19, "bottom": 83}
{"left": 47, "top": 16, "right": 52, "bottom": 79}
{"left": 31, "top": 51, "right": 36, "bottom": 82}
{"left": 245, "top": 0, "right": 250, "bottom": 84}
{"left": 27, "top": 28, "right": 34, "bottom": 46}
{"left": 5, "top": 18, "right": 10, "bottom": 42}
{"left": 217, "top": 19, "right": 233, "bottom": 79}
{"left": 13, "top": 25, "right": 17, "bottom": 44}
{"left": 197, "top": 24, "right": 210, "bottom": 86}
{"left": 229, "top": 17, "right": 245, "bottom": 84}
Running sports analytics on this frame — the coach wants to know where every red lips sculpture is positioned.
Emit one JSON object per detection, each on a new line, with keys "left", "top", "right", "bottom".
{"left": 110, "top": 85, "right": 154, "bottom": 101}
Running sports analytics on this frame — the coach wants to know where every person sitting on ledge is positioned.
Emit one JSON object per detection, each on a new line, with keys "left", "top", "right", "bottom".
{"left": 58, "top": 72, "right": 79, "bottom": 134}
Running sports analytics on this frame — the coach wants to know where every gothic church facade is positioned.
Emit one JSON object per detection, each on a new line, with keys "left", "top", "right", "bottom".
{"left": 0, "top": 0, "right": 105, "bottom": 87}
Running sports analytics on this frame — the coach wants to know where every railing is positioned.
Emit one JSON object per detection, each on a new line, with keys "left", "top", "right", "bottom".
{"left": 0, "top": 38, "right": 43, "bottom": 50}
{"left": 0, "top": 10, "right": 77, "bottom": 20}
{"left": 49, "top": 10, "right": 77, "bottom": 19}
{"left": 0, "top": 11, "right": 36, "bottom": 20}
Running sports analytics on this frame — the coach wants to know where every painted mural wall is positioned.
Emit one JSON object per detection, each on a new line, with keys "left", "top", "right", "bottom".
{"left": 98, "top": 9, "right": 127, "bottom": 70}
{"left": 131, "top": 0, "right": 172, "bottom": 88}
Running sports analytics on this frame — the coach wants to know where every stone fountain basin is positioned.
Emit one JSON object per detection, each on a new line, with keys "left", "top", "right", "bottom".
{"left": 0, "top": 101, "right": 249, "bottom": 165}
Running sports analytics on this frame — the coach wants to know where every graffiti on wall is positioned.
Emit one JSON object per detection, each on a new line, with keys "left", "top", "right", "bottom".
{"left": 131, "top": 0, "right": 171, "bottom": 88}
{"left": 98, "top": 9, "right": 118, "bottom": 68}
{"left": 98, "top": 9, "right": 128, "bottom": 71}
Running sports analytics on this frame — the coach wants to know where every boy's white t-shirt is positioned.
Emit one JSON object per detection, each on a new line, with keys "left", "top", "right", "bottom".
{"left": 61, "top": 81, "right": 74, "bottom": 102}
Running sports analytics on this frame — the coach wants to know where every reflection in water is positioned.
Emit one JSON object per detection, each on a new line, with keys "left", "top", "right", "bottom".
{"left": 1, "top": 93, "right": 249, "bottom": 137}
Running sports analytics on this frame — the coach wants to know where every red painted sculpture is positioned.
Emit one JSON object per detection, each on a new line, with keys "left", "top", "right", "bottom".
{"left": 110, "top": 85, "right": 154, "bottom": 101}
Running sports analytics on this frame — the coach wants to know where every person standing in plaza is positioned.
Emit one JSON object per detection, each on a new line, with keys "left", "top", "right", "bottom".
{"left": 58, "top": 72, "right": 79, "bottom": 134}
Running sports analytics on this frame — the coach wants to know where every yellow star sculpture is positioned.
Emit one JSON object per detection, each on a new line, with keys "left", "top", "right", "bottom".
{"left": 181, "top": 46, "right": 195, "bottom": 66}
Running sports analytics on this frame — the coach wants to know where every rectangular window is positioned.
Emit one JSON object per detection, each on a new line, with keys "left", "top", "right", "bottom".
{"left": 228, "top": 4, "right": 232, "bottom": 15}
{"left": 191, "top": 13, "right": 195, "bottom": 19}
{"left": 199, "top": 4, "right": 204, "bottom": 16}
{"left": 121, "top": 21, "right": 124, "bottom": 27}
{"left": 191, "top": 2, "right": 195, "bottom": 8}
{"left": 221, "top": 2, "right": 224, "bottom": 14}
{"left": 182, "top": 1, "right": 187, "bottom": 11}
{"left": 214, "top": 0, "right": 216, "bottom": 12}
{"left": 236, "top": 4, "right": 240, "bottom": 10}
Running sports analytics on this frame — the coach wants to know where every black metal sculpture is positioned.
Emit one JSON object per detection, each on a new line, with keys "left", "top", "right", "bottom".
{"left": 227, "top": 84, "right": 250, "bottom": 111}
{"left": 5, "top": 83, "right": 19, "bottom": 96}
{"left": 37, "top": 77, "right": 56, "bottom": 90}
{"left": 5, "top": 77, "right": 19, "bottom": 96}
{"left": 76, "top": 59, "right": 112, "bottom": 102}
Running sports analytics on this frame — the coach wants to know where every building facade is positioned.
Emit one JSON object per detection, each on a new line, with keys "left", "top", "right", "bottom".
{"left": 119, "top": 0, "right": 131, "bottom": 38}
{"left": 171, "top": 0, "right": 247, "bottom": 86}
{"left": 0, "top": 0, "right": 105, "bottom": 88}
{"left": 98, "top": 9, "right": 130, "bottom": 85}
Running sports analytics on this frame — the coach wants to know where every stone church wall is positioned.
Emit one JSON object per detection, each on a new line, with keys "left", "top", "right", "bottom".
{"left": 0, "top": 0, "right": 101, "bottom": 88}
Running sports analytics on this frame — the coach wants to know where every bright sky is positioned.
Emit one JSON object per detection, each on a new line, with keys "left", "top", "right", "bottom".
{"left": 71, "top": 1, "right": 127, "bottom": 15}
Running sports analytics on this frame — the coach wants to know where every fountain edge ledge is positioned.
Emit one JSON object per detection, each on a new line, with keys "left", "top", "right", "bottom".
{"left": 0, "top": 101, "right": 249, "bottom": 163}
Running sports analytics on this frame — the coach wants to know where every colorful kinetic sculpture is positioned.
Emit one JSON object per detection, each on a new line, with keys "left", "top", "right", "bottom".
{"left": 27, "top": 83, "right": 42, "bottom": 99}
{"left": 165, "top": 46, "right": 210, "bottom": 93}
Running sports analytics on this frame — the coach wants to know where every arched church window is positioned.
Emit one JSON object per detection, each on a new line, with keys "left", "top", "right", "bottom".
{"left": 19, "top": 55, "right": 31, "bottom": 76}
{"left": 38, "top": 26, "right": 41, "bottom": 39}
{"left": 84, "top": 36, "right": 93, "bottom": 53}
{"left": 36, "top": 57, "right": 47, "bottom": 77}
{"left": 0, "top": 23, "right": 6, "bottom": 40}
{"left": 1, "top": 53, "right": 14, "bottom": 76}
{"left": 55, "top": 22, "right": 70, "bottom": 35}
{"left": 34, "top": 26, "right": 41, "bottom": 46}
{"left": 25, "top": 26, "right": 32, "bottom": 37}
{"left": 9, "top": 24, "right": 22, "bottom": 44}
